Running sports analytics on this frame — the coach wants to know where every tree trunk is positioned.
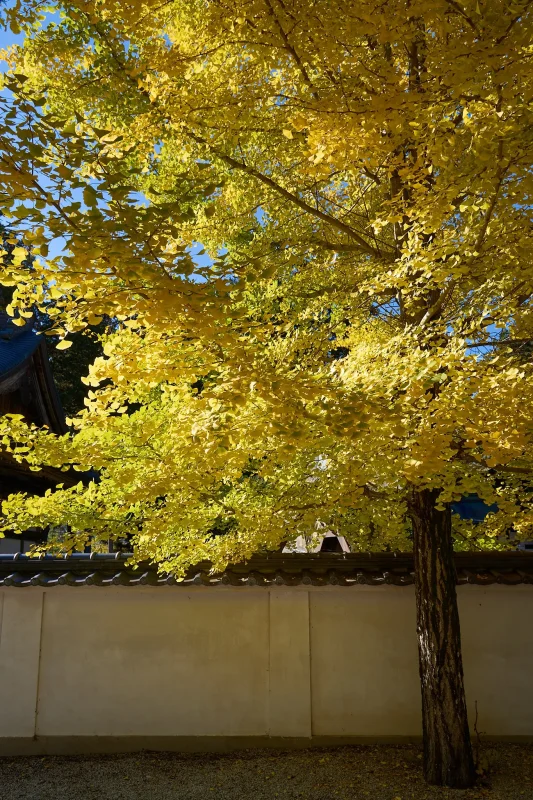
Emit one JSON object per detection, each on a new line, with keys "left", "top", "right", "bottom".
{"left": 409, "top": 487, "right": 476, "bottom": 788}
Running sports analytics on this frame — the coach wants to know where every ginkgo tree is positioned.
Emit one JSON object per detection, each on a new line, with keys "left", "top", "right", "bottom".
{"left": 1, "top": 0, "right": 533, "bottom": 787}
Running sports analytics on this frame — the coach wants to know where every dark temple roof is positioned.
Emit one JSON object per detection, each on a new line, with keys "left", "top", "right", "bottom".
{"left": 0, "top": 314, "right": 70, "bottom": 512}
{"left": 0, "top": 327, "right": 41, "bottom": 380}
{"left": 0, "top": 314, "right": 66, "bottom": 435}
{"left": 1, "top": 551, "right": 532, "bottom": 588}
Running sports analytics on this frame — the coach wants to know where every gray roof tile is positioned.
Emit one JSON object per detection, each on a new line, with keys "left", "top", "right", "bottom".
{"left": 0, "top": 552, "right": 532, "bottom": 587}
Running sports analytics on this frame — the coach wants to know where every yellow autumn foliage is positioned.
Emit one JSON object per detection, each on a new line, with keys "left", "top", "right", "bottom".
{"left": 0, "top": 0, "right": 533, "bottom": 573}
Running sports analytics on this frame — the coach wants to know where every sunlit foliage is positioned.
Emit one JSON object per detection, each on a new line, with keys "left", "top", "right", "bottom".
{"left": 1, "top": 0, "right": 533, "bottom": 573}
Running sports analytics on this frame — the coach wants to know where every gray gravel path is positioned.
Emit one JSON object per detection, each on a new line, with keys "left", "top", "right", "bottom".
{"left": 0, "top": 744, "right": 532, "bottom": 800}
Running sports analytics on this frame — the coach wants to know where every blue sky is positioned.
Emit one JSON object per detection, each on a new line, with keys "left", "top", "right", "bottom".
{"left": 0, "top": 26, "right": 23, "bottom": 51}
{"left": 0, "top": 6, "right": 214, "bottom": 271}
{"left": 0, "top": 13, "right": 25, "bottom": 59}
{"left": 1, "top": 11, "right": 68, "bottom": 259}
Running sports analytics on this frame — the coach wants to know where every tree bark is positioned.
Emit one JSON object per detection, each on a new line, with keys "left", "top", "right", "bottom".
{"left": 409, "top": 487, "right": 476, "bottom": 788}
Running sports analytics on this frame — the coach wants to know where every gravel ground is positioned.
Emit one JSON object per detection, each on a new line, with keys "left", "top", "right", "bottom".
{"left": 0, "top": 744, "right": 532, "bottom": 800}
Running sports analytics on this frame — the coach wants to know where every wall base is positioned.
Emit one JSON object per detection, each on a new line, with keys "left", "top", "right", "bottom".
{"left": 1, "top": 735, "right": 532, "bottom": 757}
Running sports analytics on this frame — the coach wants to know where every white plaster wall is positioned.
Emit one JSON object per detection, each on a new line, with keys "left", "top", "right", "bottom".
{"left": 36, "top": 590, "right": 269, "bottom": 737}
{"left": 309, "top": 585, "right": 533, "bottom": 737}
{"left": 0, "top": 592, "right": 43, "bottom": 738}
{"left": 0, "top": 583, "right": 531, "bottom": 745}
{"left": 459, "top": 585, "right": 533, "bottom": 736}
{"left": 309, "top": 588, "right": 421, "bottom": 736}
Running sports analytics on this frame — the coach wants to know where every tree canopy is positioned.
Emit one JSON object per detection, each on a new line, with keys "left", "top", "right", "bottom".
{"left": 1, "top": 0, "right": 533, "bottom": 575}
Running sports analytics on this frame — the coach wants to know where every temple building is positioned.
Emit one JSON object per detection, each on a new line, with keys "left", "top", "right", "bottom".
{"left": 0, "top": 310, "right": 72, "bottom": 553}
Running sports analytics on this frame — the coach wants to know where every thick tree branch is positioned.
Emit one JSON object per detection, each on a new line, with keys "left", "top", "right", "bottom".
{"left": 81, "top": 18, "right": 381, "bottom": 260}
{"left": 473, "top": 147, "right": 505, "bottom": 254}
{"left": 188, "top": 131, "right": 381, "bottom": 257}
{"left": 419, "top": 281, "right": 456, "bottom": 327}
{"left": 459, "top": 453, "right": 533, "bottom": 476}
{"left": 310, "top": 239, "right": 378, "bottom": 254}
{"left": 263, "top": 0, "right": 319, "bottom": 100}
{"left": 445, "top": 0, "right": 479, "bottom": 33}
